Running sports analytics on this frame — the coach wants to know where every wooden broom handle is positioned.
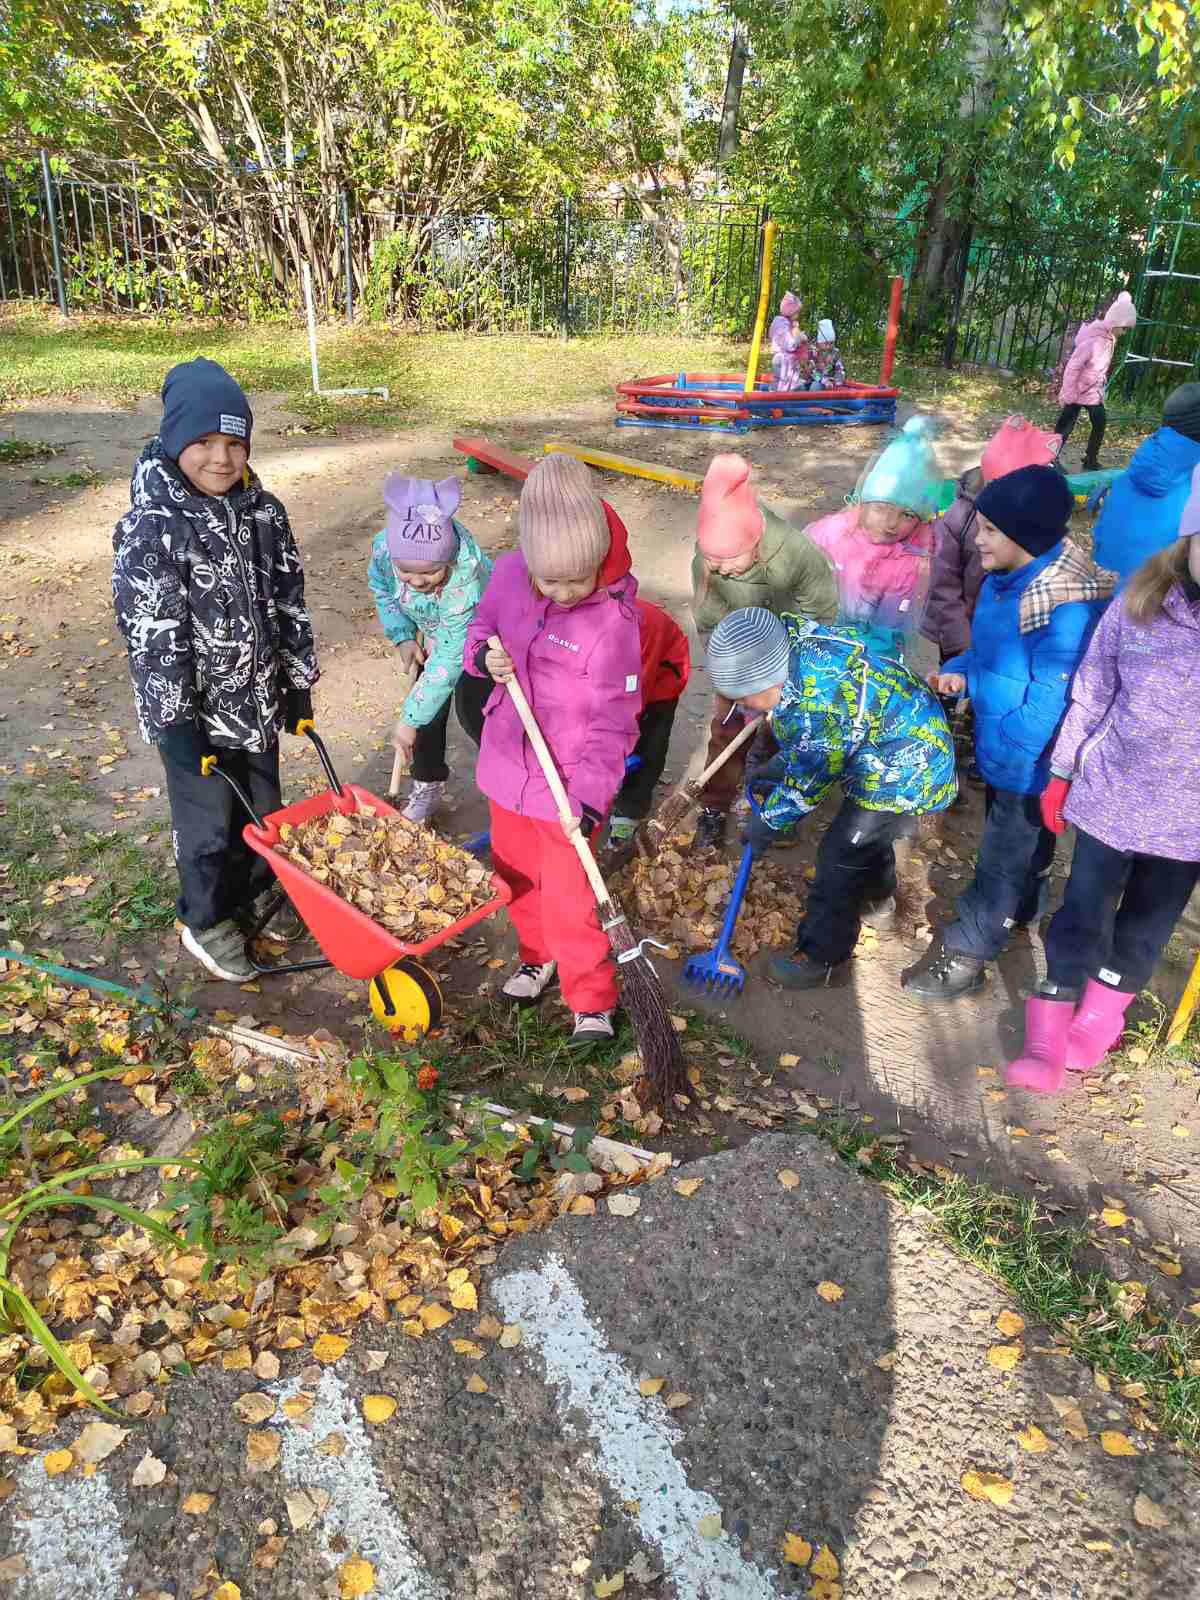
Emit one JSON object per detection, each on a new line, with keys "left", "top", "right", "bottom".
{"left": 388, "top": 655, "right": 421, "bottom": 794}
{"left": 488, "top": 635, "right": 612, "bottom": 907}
{"left": 693, "top": 710, "right": 764, "bottom": 788}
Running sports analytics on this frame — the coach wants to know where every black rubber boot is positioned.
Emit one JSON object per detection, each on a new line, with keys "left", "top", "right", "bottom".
{"left": 902, "top": 942, "right": 986, "bottom": 1000}
{"left": 692, "top": 808, "right": 726, "bottom": 850}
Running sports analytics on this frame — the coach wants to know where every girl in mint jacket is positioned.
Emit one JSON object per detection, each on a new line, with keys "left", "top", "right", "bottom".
{"left": 368, "top": 474, "right": 493, "bottom": 822}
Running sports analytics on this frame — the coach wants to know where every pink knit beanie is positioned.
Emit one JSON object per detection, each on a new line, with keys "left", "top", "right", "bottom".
{"left": 780, "top": 290, "right": 801, "bottom": 318}
{"left": 519, "top": 454, "right": 611, "bottom": 582}
{"left": 980, "top": 415, "right": 1062, "bottom": 485}
{"left": 1103, "top": 291, "right": 1137, "bottom": 330}
{"left": 697, "top": 454, "right": 765, "bottom": 559}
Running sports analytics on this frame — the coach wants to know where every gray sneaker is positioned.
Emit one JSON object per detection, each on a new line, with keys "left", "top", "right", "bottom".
{"left": 403, "top": 780, "right": 445, "bottom": 824}
{"left": 181, "top": 920, "right": 256, "bottom": 983}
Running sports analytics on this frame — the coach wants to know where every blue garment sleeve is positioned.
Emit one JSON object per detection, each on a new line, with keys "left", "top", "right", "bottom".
{"left": 368, "top": 533, "right": 417, "bottom": 648}
{"left": 759, "top": 701, "right": 843, "bottom": 831}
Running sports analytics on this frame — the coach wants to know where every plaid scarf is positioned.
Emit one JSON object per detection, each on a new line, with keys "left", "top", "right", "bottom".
{"left": 1019, "top": 543, "right": 1115, "bottom": 635}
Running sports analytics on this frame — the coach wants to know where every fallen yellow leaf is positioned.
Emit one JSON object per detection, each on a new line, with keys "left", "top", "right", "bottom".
{"left": 1083, "top": 1540, "right": 1113, "bottom": 1553}
{"left": 1099, "top": 1430, "right": 1138, "bottom": 1457}
{"left": 213, "top": 1585, "right": 242, "bottom": 1600}
{"left": 781, "top": 1532, "right": 812, "bottom": 1566}
{"left": 451, "top": 1340, "right": 485, "bottom": 1359}
{"left": 465, "top": 1375, "right": 489, "bottom": 1394}
{"left": 816, "top": 1281, "right": 844, "bottom": 1303}
{"left": 1046, "top": 1394, "right": 1088, "bottom": 1440}
{"left": 498, "top": 1324, "right": 522, "bottom": 1349}
{"left": 182, "top": 1492, "right": 215, "bottom": 1515}
{"left": 673, "top": 1178, "right": 704, "bottom": 1198}
{"left": 986, "top": 1343, "right": 1023, "bottom": 1371}
{"left": 1100, "top": 1208, "right": 1128, "bottom": 1228}
{"left": 43, "top": 1450, "right": 73, "bottom": 1476}
{"left": 777, "top": 1169, "right": 801, "bottom": 1189}
{"left": 73, "top": 1422, "right": 128, "bottom": 1465}
{"left": 338, "top": 1556, "right": 376, "bottom": 1597}
{"left": 593, "top": 1575, "right": 625, "bottom": 1597}
{"left": 1159, "top": 1261, "right": 1183, "bottom": 1277}
{"left": 245, "top": 1431, "right": 281, "bottom": 1474}
{"left": 283, "top": 1394, "right": 314, "bottom": 1419}
{"left": 811, "top": 1546, "right": 839, "bottom": 1580}
{"left": 639, "top": 1377, "right": 666, "bottom": 1396}
{"left": 476, "top": 1314, "right": 504, "bottom": 1339}
{"left": 450, "top": 1282, "right": 478, "bottom": 1312}
{"left": 1016, "top": 1425, "right": 1050, "bottom": 1453}
{"left": 961, "top": 1469, "right": 1014, "bottom": 1508}
{"left": 994, "top": 1311, "right": 1025, "bottom": 1337}
{"left": 810, "top": 1584, "right": 842, "bottom": 1600}
{"left": 665, "top": 1392, "right": 691, "bottom": 1409}
{"left": 697, "top": 1513, "right": 722, "bottom": 1539}
{"left": 1171, "top": 1124, "right": 1191, "bottom": 1138}
{"left": 232, "top": 1393, "right": 276, "bottom": 1425}
{"left": 419, "top": 1303, "right": 455, "bottom": 1332}
{"left": 362, "top": 1396, "right": 397, "bottom": 1425}
{"left": 778, "top": 1052, "right": 800, "bottom": 1067}
{"left": 312, "top": 1333, "right": 350, "bottom": 1363}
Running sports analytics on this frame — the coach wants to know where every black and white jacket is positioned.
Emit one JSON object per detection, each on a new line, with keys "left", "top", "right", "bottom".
{"left": 112, "top": 441, "right": 320, "bottom": 753}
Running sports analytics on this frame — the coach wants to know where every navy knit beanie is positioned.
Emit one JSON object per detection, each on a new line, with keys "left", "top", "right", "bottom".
{"left": 975, "top": 464, "right": 1072, "bottom": 558}
{"left": 1164, "top": 383, "right": 1200, "bottom": 444}
{"left": 707, "top": 607, "right": 791, "bottom": 699}
{"left": 160, "top": 358, "right": 253, "bottom": 462}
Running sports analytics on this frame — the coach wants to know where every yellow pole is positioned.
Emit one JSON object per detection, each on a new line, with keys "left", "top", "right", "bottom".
{"left": 743, "top": 219, "right": 779, "bottom": 395}
{"left": 1166, "top": 950, "right": 1200, "bottom": 1048}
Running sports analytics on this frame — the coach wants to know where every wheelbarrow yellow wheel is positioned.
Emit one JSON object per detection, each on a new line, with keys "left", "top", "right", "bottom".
{"left": 370, "top": 958, "right": 442, "bottom": 1039}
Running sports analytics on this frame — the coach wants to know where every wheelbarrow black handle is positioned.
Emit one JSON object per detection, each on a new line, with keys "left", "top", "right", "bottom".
{"left": 295, "top": 720, "right": 345, "bottom": 797}
{"left": 199, "top": 752, "right": 267, "bottom": 829}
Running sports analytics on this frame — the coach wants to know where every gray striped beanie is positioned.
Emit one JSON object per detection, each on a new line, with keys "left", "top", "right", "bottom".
{"left": 707, "top": 607, "right": 791, "bottom": 698}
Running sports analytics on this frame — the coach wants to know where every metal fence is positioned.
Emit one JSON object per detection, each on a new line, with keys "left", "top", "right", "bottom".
{"left": 0, "top": 150, "right": 1174, "bottom": 389}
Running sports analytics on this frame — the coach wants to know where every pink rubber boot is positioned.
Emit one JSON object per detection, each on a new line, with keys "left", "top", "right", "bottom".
{"left": 1065, "top": 978, "right": 1135, "bottom": 1072}
{"left": 1005, "top": 996, "right": 1074, "bottom": 1094}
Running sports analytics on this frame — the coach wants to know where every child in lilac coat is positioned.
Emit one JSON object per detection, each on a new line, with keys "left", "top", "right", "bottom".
{"left": 1006, "top": 469, "right": 1200, "bottom": 1094}
{"left": 768, "top": 291, "right": 810, "bottom": 392}
{"left": 464, "top": 455, "right": 642, "bottom": 1047}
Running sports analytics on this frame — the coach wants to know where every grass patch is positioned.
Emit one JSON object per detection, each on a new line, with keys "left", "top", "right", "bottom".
{"left": 1, "top": 303, "right": 1163, "bottom": 442}
{"left": 819, "top": 1116, "right": 1200, "bottom": 1453}
{"left": 0, "top": 438, "right": 60, "bottom": 464}
{"left": 0, "top": 778, "right": 174, "bottom": 944}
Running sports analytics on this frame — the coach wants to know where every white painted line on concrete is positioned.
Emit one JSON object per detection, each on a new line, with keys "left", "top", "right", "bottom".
{"left": 9, "top": 1454, "right": 130, "bottom": 1600}
{"left": 494, "top": 1255, "right": 779, "bottom": 1597}
{"left": 276, "top": 1369, "right": 445, "bottom": 1600}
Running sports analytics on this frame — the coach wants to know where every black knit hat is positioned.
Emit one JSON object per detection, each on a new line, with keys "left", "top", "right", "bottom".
{"left": 1164, "top": 383, "right": 1200, "bottom": 444}
{"left": 975, "top": 464, "right": 1073, "bottom": 557}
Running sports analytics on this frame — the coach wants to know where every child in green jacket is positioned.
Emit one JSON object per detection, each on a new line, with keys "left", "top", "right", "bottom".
{"left": 368, "top": 475, "right": 493, "bottom": 823}
{"left": 690, "top": 452, "right": 838, "bottom": 847}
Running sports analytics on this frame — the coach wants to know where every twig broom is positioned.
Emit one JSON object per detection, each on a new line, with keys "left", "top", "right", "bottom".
{"left": 491, "top": 637, "right": 687, "bottom": 1107}
{"left": 635, "top": 713, "right": 763, "bottom": 861}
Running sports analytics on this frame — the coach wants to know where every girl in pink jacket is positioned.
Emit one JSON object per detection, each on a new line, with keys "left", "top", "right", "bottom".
{"left": 768, "top": 290, "right": 810, "bottom": 392}
{"left": 1054, "top": 291, "right": 1136, "bottom": 471}
{"left": 464, "top": 454, "right": 642, "bottom": 1047}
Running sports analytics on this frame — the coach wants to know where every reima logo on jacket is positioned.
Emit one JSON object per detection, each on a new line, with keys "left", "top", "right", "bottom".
{"left": 547, "top": 633, "right": 580, "bottom": 652}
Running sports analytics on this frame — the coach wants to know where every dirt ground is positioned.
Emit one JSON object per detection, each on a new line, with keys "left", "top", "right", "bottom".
{"left": 1, "top": 384, "right": 1198, "bottom": 1306}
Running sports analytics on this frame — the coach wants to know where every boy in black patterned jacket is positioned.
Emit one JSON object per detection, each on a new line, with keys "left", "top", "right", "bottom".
{"left": 112, "top": 358, "right": 319, "bottom": 982}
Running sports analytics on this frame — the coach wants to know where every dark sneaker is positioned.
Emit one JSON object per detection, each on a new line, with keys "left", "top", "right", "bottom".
{"left": 693, "top": 808, "right": 726, "bottom": 850}
{"left": 181, "top": 920, "right": 255, "bottom": 983}
{"left": 768, "top": 951, "right": 840, "bottom": 990}
{"left": 902, "top": 943, "right": 986, "bottom": 1000}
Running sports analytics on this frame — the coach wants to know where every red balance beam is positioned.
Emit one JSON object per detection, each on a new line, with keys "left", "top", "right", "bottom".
{"left": 452, "top": 435, "right": 536, "bottom": 481}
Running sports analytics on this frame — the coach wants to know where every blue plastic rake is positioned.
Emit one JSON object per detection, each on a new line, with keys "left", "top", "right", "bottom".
{"left": 683, "top": 843, "right": 755, "bottom": 995}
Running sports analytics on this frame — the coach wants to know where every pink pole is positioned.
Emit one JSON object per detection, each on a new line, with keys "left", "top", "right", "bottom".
{"left": 879, "top": 276, "right": 903, "bottom": 386}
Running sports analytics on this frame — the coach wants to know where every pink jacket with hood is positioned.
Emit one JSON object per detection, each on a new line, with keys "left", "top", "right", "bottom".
{"left": 464, "top": 551, "right": 642, "bottom": 823}
{"left": 1058, "top": 292, "right": 1136, "bottom": 406}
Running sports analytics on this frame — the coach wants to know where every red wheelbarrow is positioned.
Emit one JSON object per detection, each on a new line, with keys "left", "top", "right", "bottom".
{"left": 202, "top": 724, "right": 512, "bottom": 1038}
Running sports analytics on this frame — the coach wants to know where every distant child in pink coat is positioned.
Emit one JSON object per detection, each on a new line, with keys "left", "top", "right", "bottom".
{"left": 768, "top": 290, "right": 810, "bottom": 392}
{"left": 464, "top": 455, "right": 642, "bottom": 1048}
{"left": 804, "top": 416, "right": 942, "bottom": 661}
{"left": 1055, "top": 290, "right": 1136, "bottom": 471}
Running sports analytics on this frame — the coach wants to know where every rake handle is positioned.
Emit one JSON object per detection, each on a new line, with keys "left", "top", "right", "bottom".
{"left": 388, "top": 656, "right": 422, "bottom": 797}
{"left": 488, "top": 636, "right": 612, "bottom": 909}
{"left": 693, "top": 711, "right": 764, "bottom": 790}
{"left": 713, "top": 843, "right": 756, "bottom": 965}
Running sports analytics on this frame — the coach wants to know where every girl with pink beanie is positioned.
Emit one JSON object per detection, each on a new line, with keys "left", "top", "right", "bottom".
{"left": 1054, "top": 290, "right": 1137, "bottom": 471}
{"left": 768, "top": 290, "right": 810, "bottom": 392}
{"left": 464, "top": 455, "right": 642, "bottom": 1047}
{"left": 690, "top": 452, "right": 837, "bottom": 847}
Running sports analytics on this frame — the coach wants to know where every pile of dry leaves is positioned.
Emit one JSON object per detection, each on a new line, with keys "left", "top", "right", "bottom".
{"left": 273, "top": 808, "right": 494, "bottom": 938}
{"left": 612, "top": 843, "right": 807, "bottom": 959}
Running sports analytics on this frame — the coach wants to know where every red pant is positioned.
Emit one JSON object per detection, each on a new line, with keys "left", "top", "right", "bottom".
{"left": 489, "top": 801, "right": 616, "bottom": 1013}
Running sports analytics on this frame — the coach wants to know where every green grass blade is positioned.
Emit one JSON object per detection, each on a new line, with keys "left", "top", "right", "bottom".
{"left": 0, "top": 1277, "right": 117, "bottom": 1415}
{"left": 0, "top": 1066, "right": 130, "bottom": 1143}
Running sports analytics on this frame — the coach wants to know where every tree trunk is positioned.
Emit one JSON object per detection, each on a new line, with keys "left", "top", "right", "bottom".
{"left": 718, "top": 25, "right": 748, "bottom": 166}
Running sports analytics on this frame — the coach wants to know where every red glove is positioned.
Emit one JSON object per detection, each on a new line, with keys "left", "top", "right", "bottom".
{"left": 1041, "top": 777, "right": 1070, "bottom": 835}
